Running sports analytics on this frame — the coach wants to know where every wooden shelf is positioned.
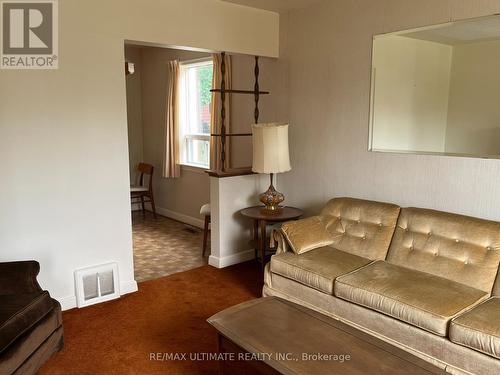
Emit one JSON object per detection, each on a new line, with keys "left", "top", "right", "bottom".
{"left": 205, "top": 167, "right": 255, "bottom": 178}
{"left": 210, "top": 88, "right": 269, "bottom": 95}
{"left": 210, "top": 133, "right": 251, "bottom": 137}
{"left": 211, "top": 53, "right": 268, "bottom": 172}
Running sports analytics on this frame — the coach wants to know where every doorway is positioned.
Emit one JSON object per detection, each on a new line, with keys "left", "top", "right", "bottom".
{"left": 125, "top": 43, "right": 212, "bottom": 282}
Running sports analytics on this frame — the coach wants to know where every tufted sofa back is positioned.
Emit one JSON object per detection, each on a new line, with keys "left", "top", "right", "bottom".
{"left": 494, "top": 269, "right": 500, "bottom": 296}
{"left": 320, "top": 197, "right": 400, "bottom": 260}
{"left": 387, "top": 208, "right": 500, "bottom": 294}
{"left": 494, "top": 270, "right": 500, "bottom": 296}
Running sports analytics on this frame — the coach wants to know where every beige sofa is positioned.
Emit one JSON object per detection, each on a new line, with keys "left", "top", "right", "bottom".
{"left": 263, "top": 197, "right": 500, "bottom": 375}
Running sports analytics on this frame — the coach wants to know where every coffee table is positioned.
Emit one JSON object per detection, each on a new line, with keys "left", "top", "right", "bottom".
{"left": 207, "top": 297, "right": 445, "bottom": 375}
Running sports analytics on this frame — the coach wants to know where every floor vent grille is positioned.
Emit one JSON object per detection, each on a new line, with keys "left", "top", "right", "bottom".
{"left": 75, "top": 262, "right": 120, "bottom": 307}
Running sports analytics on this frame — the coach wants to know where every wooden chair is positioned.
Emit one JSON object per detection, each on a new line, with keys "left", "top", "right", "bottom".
{"left": 200, "top": 203, "right": 211, "bottom": 256}
{"left": 131, "top": 163, "right": 157, "bottom": 219}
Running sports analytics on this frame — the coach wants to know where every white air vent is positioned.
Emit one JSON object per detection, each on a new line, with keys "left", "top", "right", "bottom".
{"left": 74, "top": 262, "right": 120, "bottom": 307}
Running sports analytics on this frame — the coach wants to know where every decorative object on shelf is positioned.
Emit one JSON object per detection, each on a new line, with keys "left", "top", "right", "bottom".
{"left": 209, "top": 52, "right": 269, "bottom": 173}
{"left": 252, "top": 123, "right": 291, "bottom": 211}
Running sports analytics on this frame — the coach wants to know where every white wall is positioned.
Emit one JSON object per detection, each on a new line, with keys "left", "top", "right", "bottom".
{"left": 209, "top": 174, "right": 270, "bottom": 268}
{"left": 371, "top": 36, "right": 452, "bottom": 152}
{"left": 0, "top": 0, "right": 279, "bottom": 309}
{"left": 280, "top": 0, "right": 500, "bottom": 221}
{"left": 445, "top": 39, "right": 500, "bottom": 156}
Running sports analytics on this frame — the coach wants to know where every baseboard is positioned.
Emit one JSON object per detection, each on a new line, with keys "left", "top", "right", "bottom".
{"left": 120, "top": 279, "right": 139, "bottom": 295}
{"left": 208, "top": 249, "right": 255, "bottom": 268}
{"left": 58, "top": 295, "right": 77, "bottom": 311}
{"left": 57, "top": 279, "right": 138, "bottom": 311}
{"left": 132, "top": 203, "right": 204, "bottom": 229}
{"left": 155, "top": 207, "right": 204, "bottom": 229}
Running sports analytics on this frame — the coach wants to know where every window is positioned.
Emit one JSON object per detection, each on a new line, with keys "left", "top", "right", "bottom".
{"left": 179, "top": 58, "right": 213, "bottom": 169}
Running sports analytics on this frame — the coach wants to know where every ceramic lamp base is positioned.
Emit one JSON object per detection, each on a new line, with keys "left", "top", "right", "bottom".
{"left": 259, "top": 174, "right": 284, "bottom": 211}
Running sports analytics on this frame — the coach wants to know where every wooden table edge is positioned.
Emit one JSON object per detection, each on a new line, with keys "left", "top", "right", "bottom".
{"left": 207, "top": 297, "right": 447, "bottom": 375}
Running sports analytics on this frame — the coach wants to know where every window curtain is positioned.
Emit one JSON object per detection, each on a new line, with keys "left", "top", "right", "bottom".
{"left": 163, "top": 60, "right": 181, "bottom": 178}
{"left": 210, "top": 53, "right": 232, "bottom": 171}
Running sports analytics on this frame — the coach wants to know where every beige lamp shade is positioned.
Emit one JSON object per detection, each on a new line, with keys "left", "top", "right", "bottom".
{"left": 252, "top": 123, "right": 291, "bottom": 174}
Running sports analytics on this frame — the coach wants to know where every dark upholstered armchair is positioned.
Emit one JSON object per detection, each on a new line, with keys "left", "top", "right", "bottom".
{"left": 0, "top": 261, "right": 63, "bottom": 374}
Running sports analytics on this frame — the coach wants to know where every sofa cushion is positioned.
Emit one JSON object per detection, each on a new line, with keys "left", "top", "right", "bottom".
{"left": 0, "top": 291, "right": 54, "bottom": 353}
{"left": 281, "top": 216, "right": 334, "bottom": 254}
{"left": 334, "top": 261, "right": 488, "bottom": 336}
{"left": 270, "top": 247, "right": 372, "bottom": 294}
{"left": 320, "top": 197, "right": 400, "bottom": 260}
{"left": 386, "top": 207, "right": 500, "bottom": 293}
{"left": 449, "top": 298, "right": 500, "bottom": 359}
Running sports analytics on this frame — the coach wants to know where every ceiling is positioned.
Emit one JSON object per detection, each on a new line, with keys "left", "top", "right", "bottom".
{"left": 222, "top": 0, "right": 323, "bottom": 13}
{"left": 403, "top": 16, "right": 500, "bottom": 45}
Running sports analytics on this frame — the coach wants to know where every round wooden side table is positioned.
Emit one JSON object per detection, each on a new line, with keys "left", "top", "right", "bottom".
{"left": 240, "top": 206, "right": 303, "bottom": 271}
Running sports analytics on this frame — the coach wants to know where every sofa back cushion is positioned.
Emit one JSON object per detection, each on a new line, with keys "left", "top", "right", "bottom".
{"left": 320, "top": 197, "right": 400, "bottom": 260}
{"left": 493, "top": 268, "right": 500, "bottom": 296}
{"left": 387, "top": 207, "right": 500, "bottom": 293}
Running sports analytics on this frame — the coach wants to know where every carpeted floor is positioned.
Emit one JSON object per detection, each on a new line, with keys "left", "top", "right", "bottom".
{"left": 39, "top": 262, "right": 262, "bottom": 375}
{"left": 132, "top": 212, "right": 208, "bottom": 282}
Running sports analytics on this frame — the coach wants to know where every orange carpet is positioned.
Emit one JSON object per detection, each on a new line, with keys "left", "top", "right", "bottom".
{"left": 39, "top": 262, "right": 262, "bottom": 375}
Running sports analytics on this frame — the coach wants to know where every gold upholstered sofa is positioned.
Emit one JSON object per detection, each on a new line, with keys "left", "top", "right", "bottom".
{"left": 263, "top": 197, "right": 500, "bottom": 375}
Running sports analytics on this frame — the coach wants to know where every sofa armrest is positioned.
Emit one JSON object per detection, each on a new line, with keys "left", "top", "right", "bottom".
{"left": 0, "top": 261, "right": 43, "bottom": 295}
{"left": 272, "top": 229, "right": 291, "bottom": 255}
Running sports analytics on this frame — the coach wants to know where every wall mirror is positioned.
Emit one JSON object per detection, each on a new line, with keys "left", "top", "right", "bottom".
{"left": 369, "top": 15, "right": 500, "bottom": 158}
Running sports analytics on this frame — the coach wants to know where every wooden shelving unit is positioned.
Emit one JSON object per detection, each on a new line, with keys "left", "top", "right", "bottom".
{"left": 210, "top": 89, "right": 269, "bottom": 95}
{"left": 210, "top": 52, "right": 270, "bottom": 173}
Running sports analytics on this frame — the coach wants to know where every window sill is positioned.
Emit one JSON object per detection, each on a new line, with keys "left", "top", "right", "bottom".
{"left": 180, "top": 163, "right": 209, "bottom": 174}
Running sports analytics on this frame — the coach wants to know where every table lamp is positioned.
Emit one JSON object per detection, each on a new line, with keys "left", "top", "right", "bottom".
{"left": 252, "top": 123, "right": 291, "bottom": 211}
